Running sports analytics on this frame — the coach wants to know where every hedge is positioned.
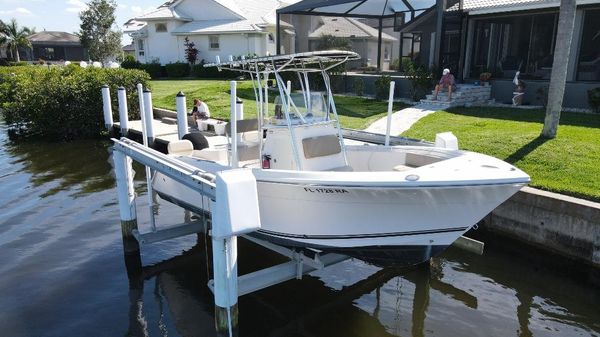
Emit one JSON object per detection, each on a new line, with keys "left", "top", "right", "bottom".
{"left": 0, "top": 65, "right": 150, "bottom": 140}
{"left": 165, "top": 62, "right": 189, "bottom": 78}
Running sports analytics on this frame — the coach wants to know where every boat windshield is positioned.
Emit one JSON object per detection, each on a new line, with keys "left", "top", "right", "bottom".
{"left": 268, "top": 92, "right": 329, "bottom": 126}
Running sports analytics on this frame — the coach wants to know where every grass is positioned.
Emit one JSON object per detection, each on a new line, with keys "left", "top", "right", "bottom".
{"left": 402, "top": 107, "right": 600, "bottom": 202}
{"left": 149, "top": 79, "right": 407, "bottom": 130}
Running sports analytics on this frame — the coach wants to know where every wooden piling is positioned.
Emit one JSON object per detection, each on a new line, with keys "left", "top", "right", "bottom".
{"left": 113, "top": 149, "right": 140, "bottom": 254}
{"left": 117, "top": 87, "right": 129, "bottom": 136}
{"left": 142, "top": 89, "right": 156, "bottom": 147}
{"left": 212, "top": 236, "right": 239, "bottom": 336}
{"left": 102, "top": 85, "right": 114, "bottom": 131}
{"left": 176, "top": 91, "right": 187, "bottom": 140}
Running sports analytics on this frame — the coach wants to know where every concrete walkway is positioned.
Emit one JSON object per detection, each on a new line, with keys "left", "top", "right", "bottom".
{"left": 364, "top": 103, "right": 440, "bottom": 135}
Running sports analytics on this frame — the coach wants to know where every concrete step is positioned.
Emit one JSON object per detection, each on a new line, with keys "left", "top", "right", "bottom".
{"left": 161, "top": 117, "right": 178, "bottom": 125}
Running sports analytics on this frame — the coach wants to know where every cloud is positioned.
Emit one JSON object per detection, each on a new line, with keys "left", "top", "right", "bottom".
{"left": 65, "top": 0, "right": 87, "bottom": 13}
{"left": 0, "top": 7, "right": 33, "bottom": 16}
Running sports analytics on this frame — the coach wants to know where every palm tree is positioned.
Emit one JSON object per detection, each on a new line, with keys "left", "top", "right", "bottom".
{"left": 0, "top": 18, "right": 33, "bottom": 62}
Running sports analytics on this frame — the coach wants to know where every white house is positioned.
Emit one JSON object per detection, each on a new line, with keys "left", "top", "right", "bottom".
{"left": 124, "top": 0, "right": 298, "bottom": 64}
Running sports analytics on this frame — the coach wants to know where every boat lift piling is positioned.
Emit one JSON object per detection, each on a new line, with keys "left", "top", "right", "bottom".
{"left": 142, "top": 89, "right": 156, "bottom": 147}
{"left": 101, "top": 85, "right": 114, "bottom": 131}
{"left": 176, "top": 91, "right": 187, "bottom": 140}
{"left": 117, "top": 87, "right": 129, "bottom": 136}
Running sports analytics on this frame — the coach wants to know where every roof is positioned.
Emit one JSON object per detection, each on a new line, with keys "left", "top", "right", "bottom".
{"left": 171, "top": 19, "right": 261, "bottom": 34}
{"left": 278, "top": 0, "right": 436, "bottom": 18}
{"left": 134, "top": 3, "right": 192, "bottom": 21}
{"left": 122, "top": 43, "right": 135, "bottom": 52}
{"left": 448, "top": 0, "right": 600, "bottom": 14}
{"left": 127, "top": 0, "right": 298, "bottom": 34}
{"left": 308, "top": 17, "right": 397, "bottom": 41}
{"left": 27, "top": 31, "right": 81, "bottom": 46}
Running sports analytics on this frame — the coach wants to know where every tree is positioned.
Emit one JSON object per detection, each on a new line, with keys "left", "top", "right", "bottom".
{"left": 0, "top": 19, "right": 33, "bottom": 62}
{"left": 316, "top": 34, "right": 352, "bottom": 51}
{"left": 79, "top": 0, "right": 122, "bottom": 62}
{"left": 541, "top": 0, "right": 577, "bottom": 138}
{"left": 184, "top": 37, "right": 198, "bottom": 65}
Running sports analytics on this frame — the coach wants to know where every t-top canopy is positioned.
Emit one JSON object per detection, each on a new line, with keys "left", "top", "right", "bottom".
{"left": 204, "top": 50, "right": 361, "bottom": 73}
{"left": 277, "top": 0, "right": 436, "bottom": 18}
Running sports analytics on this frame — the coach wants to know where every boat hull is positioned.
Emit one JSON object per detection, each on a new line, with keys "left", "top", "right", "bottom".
{"left": 153, "top": 169, "right": 524, "bottom": 266}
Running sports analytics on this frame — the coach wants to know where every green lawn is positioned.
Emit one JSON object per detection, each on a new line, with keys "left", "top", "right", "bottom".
{"left": 149, "top": 79, "right": 407, "bottom": 130}
{"left": 402, "top": 107, "right": 600, "bottom": 202}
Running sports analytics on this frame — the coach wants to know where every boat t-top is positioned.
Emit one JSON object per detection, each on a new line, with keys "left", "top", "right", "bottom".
{"left": 152, "top": 50, "right": 530, "bottom": 267}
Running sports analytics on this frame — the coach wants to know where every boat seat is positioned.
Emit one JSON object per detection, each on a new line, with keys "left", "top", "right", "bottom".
{"left": 302, "top": 134, "right": 341, "bottom": 159}
{"left": 167, "top": 140, "right": 193, "bottom": 156}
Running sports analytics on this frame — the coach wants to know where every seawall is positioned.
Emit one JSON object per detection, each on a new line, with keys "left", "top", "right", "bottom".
{"left": 483, "top": 186, "right": 600, "bottom": 268}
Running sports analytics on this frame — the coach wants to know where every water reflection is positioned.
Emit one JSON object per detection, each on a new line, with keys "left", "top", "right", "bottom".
{"left": 1, "top": 121, "right": 598, "bottom": 337}
{"left": 119, "top": 233, "right": 599, "bottom": 337}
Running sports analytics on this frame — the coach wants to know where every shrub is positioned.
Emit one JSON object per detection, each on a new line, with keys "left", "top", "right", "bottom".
{"left": 0, "top": 66, "right": 150, "bottom": 140}
{"left": 402, "top": 59, "right": 432, "bottom": 101}
{"left": 140, "top": 60, "right": 163, "bottom": 78}
{"left": 165, "top": 62, "right": 190, "bottom": 78}
{"left": 587, "top": 87, "right": 600, "bottom": 113}
{"left": 352, "top": 77, "right": 364, "bottom": 96}
{"left": 121, "top": 54, "right": 142, "bottom": 69}
{"left": 374, "top": 74, "right": 392, "bottom": 101}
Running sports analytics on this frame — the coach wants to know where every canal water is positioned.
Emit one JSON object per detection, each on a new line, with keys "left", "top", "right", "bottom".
{"left": 0, "top": 121, "right": 598, "bottom": 337}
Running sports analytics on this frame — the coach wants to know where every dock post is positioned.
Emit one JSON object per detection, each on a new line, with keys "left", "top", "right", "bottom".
{"left": 385, "top": 81, "right": 396, "bottom": 146}
{"left": 101, "top": 85, "right": 114, "bottom": 131}
{"left": 142, "top": 89, "right": 156, "bottom": 147}
{"left": 113, "top": 149, "right": 139, "bottom": 255}
{"left": 117, "top": 87, "right": 129, "bottom": 136}
{"left": 212, "top": 236, "right": 239, "bottom": 336}
{"left": 176, "top": 91, "right": 187, "bottom": 140}
{"left": 211, "top": 169, "right": 261, "bottom": 336}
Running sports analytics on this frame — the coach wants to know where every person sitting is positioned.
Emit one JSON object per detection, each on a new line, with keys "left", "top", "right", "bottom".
{"left": 433, "top": 68, "right": 455, "bottom": 101}
{"left": 191, "top": 99, "right": 210, "bottom": 121}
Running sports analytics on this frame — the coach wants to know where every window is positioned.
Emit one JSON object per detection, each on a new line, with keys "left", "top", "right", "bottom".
{"left": 469, "top": 13, "right": 558, "bottom": 79}
{"left": 576, "top": 9, "right": 600, "bottom": 81}
{"left": 209, "top": 35, "right": 220, "bottom": 50}
{"left": 155, "top": 23, "right": 167, "bottom": 32}
{"left": 137, "top": 39, "right": 145, "bottom": 56}
{"left": 384, "top": 45, "right": 390, "bottom": 60}
{"left": 43, "top": 47, "right": 55, "bottom": 60}
{"left": 268, "top": 33, "right": 275, "bottom": 43}
{"left": 400, "top": 33, "right": 421, "bottom": 65}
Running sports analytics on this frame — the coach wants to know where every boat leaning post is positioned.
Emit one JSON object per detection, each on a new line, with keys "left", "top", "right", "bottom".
{"left": 142, "top": 89, "right": 156, "bottom": 147}
{"left": 176, "top": 91, "right": 187, "bottom": 140}
{"left": 385, "top": 81, "right": 396, "bottom": 146}
{"left": 117, "top": 87, "right": 129, "bottom": 136}
{"left": 101, "top": 85, "right": 114, "bottom": 131}
{"left": 212, "top": 169, "right": 261, "bottom": 336}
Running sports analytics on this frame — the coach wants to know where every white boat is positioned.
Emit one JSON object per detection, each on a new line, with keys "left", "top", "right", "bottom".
{"left": 152, "top": 51, "right": 530, "bottom": 266}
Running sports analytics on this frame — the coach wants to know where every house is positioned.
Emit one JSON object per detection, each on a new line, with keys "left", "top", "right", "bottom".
{"left": 398, "top": 0, "right": 600, "bottom": 108}
{"left": 25, "top": 31, "right": 88, "bottom": 62}
{"left": 124, "top": 0, "right": 298, "bottom": 64}
{"left": 304, "top": 17, "right": 397, "bottom": 70}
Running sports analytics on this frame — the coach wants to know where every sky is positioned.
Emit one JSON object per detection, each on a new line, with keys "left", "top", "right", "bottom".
{"left": 0, "top": 0, "right": 165, "bottom": 45}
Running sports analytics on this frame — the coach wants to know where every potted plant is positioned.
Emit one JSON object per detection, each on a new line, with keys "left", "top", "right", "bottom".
{"left": 479, "top": 72, "right": 492, "bottom": 86}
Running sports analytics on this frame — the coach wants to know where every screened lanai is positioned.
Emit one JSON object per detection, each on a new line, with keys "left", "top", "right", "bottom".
{"left": 276, "top": 0, "right": 446, "bottom": 71}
